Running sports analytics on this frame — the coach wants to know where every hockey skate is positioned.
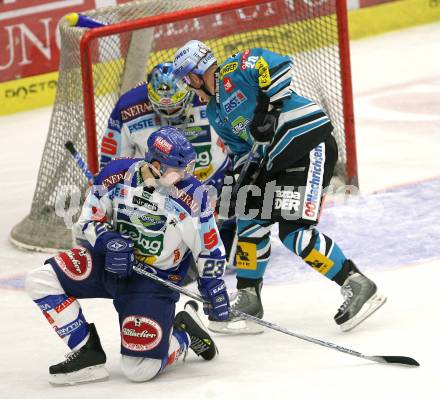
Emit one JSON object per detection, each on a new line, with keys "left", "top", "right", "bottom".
{"left": 334, "top": 273, "right": 387, "bottom": 332}
{"left": 208, "top": 282, "right": 265, "bottom": 335}
{"left": 174, "top": 301, "right": 218, "bottom": 360}
{"left": 49, "top": 323, "right": 109, "bottom": 386}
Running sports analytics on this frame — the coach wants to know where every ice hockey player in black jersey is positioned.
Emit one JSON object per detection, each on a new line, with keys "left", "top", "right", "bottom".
{"left": 173, "top": 40, "right": 387, "bottom": 334}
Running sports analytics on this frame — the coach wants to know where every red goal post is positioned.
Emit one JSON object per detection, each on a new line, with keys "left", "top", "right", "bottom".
{"left": 80, "top": 0, "right": 358, "bottom": 185}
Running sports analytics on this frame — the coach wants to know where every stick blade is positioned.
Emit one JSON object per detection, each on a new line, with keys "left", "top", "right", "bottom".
{"left": 369, "top": 355, "right": 420, "bottom": 367}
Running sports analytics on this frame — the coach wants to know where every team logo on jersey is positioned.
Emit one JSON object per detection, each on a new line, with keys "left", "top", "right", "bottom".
{"left": 183, "top": 126, "right": 210, "bottom": 143}
{"left": 231, "top": 116, "right": 250, "bottom": 140}
{"left": 101, "top": 172, "right": 125, "bottom": 189}
{"left": 101, "top": 132, "right": 118, "bottom": 155}
{"left": 139, "top": 213, "right": 167, "bottom": 232}
{"left": 302, "top": 143, "right": 325, "bottom": 221}
{"left": 128, "top": 115, "right": 161, "bottom": 133}
{"left": 121, "top": 101, "right": 153, "bottom": 121}
{"left": 121, "top": 316, "right": 162, "bottom": 352}
{"left": 219, "top": 62, "right": 238, "bottom": 79}
{"left": 203, "top": 228, "right": 219, "bottom": 250}
{"left": 114, "top": 186, "right": 128, "bottom": 198}
{"left": 255, "top": 57, "right": 271, "bottom": 88}
{"left": 222, "top": 90, "right": 247, "bottom": 114}
{"left": 274, "top": 189, "right": 301, "bottom": 212}
{"left": 223, "top": 77, "right": 235, "bottom": 93}
{"left": 54, "top": 247, "right": 92, "bottom": 281}
{"left": 133, "top": 195, "right": 159, "bottom": 211}
{"left": 119, "top": 222, "right": 164, "bottom": 256}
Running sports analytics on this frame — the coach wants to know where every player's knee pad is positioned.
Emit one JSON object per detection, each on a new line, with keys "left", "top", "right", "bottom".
{"left": 120, "top": 355, "right": 162, "bottom": 382}
{"left": 25, "top": 263, "right": 64, "bottom": 300}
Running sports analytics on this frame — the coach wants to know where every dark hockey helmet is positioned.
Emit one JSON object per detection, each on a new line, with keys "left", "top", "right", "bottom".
{"left": 147, "top": 62, "right": 193, "bottom": 119}
{"left": 145, "top": 126, "right": 196, "bottom": 176}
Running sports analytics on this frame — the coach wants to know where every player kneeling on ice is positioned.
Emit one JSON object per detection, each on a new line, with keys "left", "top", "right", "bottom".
{"left": 25, "top": 126, "right": 229, "bottom": 385}
{"left": 173, "top": 40, "right": 386, "bottom": 334}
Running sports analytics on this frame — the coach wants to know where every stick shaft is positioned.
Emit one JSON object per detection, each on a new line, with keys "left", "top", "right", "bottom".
{"left": 65, "top": 141, "right": 95, "bottom": 183}
{"left": 132, "top": 264, "right": 370, "bottom": 363}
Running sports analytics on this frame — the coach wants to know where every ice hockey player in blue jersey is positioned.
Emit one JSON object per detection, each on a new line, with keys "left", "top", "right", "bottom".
{"left": 25, "top": 126, "right": 229, "bottom": 385}
{"left": 100, "top": 62, "right": 236, "bottom": 280}
{"left": 173, "top": 40, "right": 386, "bottom": 334}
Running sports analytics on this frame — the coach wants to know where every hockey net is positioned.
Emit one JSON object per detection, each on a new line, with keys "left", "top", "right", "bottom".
{"left": 10, "top": 0, "right": 358, "bottom": 252}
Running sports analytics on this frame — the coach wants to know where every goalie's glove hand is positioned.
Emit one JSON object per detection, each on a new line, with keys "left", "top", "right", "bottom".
{"left": 197, "top": 277, "right": 230, "bottom": 321}
{"left": 95, "top": 231, "right": 135, "bottom": 278}
{"left": 249, "top": 92, "right": 281, "bottom": 145}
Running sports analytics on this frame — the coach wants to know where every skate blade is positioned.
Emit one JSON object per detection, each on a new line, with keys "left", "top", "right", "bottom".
{"left": 49, "top": 364, "right": 109, "bottom": 386}
{"left": 340, "top": 293, "right": 387, "bottom": 332}
{"left": 208, "top": 319, "right": 265, "bottom": 335}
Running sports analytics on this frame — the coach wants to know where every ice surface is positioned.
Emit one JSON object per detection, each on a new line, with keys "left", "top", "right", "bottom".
{"left": 0, "top": 23, "right": 439, "bottom": 399}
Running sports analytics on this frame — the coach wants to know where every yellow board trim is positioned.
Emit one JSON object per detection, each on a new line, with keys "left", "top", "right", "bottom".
{"left": 349, "top": 0, "right": 440, "bottom": 40}
{"left": 0, "top": 71, "right": 59, "bottom": 116}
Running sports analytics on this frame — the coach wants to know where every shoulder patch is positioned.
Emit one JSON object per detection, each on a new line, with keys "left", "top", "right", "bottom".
{"left": 94, "top": 158, "right": 138, "bottom": 190}
{"left": 219, "top": 62, "right": 238, "bottom": 79}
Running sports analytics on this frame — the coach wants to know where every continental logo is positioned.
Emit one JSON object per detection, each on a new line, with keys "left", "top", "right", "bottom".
{"left": 219, "top": 62, "right": 238, "bottom": 79}
{"left": 255, "top": 57, "right": 271, "bottom": 88}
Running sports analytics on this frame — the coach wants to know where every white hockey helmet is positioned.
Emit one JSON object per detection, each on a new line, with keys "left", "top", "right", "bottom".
{"left": 172, "top": 40, "right": 217, "bottom": 88}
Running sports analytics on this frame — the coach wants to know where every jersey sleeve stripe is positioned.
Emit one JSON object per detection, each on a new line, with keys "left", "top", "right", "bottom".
{"left": 268, "top": 116, "right": 331, "bottom": 163}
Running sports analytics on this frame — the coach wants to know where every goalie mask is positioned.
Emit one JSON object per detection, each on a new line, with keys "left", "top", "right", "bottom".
{"left": 145, "top": 126, "right": 196, "bottom": 186}
{"left": 147, "top": 62, "right": 193, "bottom": 120}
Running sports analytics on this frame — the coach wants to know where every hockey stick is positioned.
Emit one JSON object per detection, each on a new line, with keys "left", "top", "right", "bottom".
{"left": 132, "top": 263, "right": 419, "bottom": 367}
{"left": 220, "top": 142, "right": 262, "bottom": 267}
{"left": 65, "top": 141, "right": 95, "bottom": 184}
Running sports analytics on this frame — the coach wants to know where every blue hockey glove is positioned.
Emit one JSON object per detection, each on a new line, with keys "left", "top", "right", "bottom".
{"left": 197, "top": 277, "right": 230, "bottom": 321}
{"left": 95, "top": 232, "right": 135, "bottom": 278}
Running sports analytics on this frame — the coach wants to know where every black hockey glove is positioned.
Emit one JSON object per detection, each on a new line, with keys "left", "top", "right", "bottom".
{"left": 216, "top": 161, "right": 259, "bottom": 219}
{"left": 249, "top": 92, "right": 281, "bottom": 145}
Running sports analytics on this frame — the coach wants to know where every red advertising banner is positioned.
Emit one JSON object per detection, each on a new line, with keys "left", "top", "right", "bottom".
{"left": 0, "top": 0, "right": 397, "bottom": 84}
{"left": 0, "top": 0, "right": 132, "bottom": 83}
